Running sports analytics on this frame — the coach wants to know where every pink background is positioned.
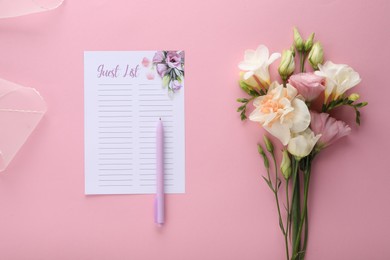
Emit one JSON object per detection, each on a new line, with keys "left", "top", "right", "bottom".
{"left": 0, "top": 0, "right": 389, "bottom": 259}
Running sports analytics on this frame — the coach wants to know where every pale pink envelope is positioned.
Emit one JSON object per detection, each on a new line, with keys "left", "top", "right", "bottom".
{"left": 0, "top": 78, "right": 47, "bottom": 171}
{"left": 0, "top": 0, "right": 63, "bottom": 18}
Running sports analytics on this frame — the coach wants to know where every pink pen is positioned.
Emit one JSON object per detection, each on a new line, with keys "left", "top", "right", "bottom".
{"left": 155, "top": 118, "right": 164, "bottom": 226}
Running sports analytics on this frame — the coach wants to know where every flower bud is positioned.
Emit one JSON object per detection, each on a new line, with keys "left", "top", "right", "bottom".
{"left": 348, "top": 93, "right": 360, "bottom": 102}
{"left": 239, "top": 72, "right": 263, "bottom": 91}
{"left": 308, "top": 42, "right": 324, "bottom": 70}
{"left": 290, "top": 45, "right": 296, "bottom": 57}
{"left": 263, "top": 136, "right": 274, "bottom": 153}
{"left": 239, "top": 80, "right": 251, "bottom": 94}
{"left": 293, "top": 27, "right": 305, "bottom": 52}
{"left": 304, "top": 33, "right": 315, "bottom": 52}
{"left": 257, "top": 144, "right": 265, "bottom": 156}
{"left": 278, "top": 50, "right": 295, "bottom": 81}
{"left": 257, "top": 144, "right": 269, "bottom": 169}
{"left": 280, "top": 149, "right": 292, "bottom": 180}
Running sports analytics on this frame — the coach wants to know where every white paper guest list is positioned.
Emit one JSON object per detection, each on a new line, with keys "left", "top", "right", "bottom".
{"left": 84, "top": 51, "right": 185, "bottom": 194}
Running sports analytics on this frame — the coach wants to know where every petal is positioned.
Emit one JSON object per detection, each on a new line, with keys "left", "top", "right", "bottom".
{"left": 286, "top": 84, "right": 298, "bottom": 99}
{"left": 243, "top": 70, "right": 255, "bottom": 80}
{"left": 290, "top": 98, "right": 311, "bottom": 133}
{"left": 263, "top": 121, "right": 291, "bottom": 146}
{"left": 238, "top": 61, "right": 256, "bottom": 71}
{"left": 287, "top": 134, "right": 308, "bottom": 157}
{"left": 255, "top": 45, "right": 269, "bottom": 65}
{"left": 244, "top": 49, "right": 256, "bottom": 62}
{"left": 268, "top": 52, "right": 281, "bottom": 65}
{"left": 252, "top": 96, "right": 265, "bottom": 107}
{"left": 254, "top": 67, "right": 270, "bottom": 83}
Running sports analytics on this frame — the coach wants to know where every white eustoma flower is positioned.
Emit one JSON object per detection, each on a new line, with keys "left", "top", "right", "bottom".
{"left": 238, "top": 45, "right": 281, "bottom": 86}
{"left": 287, "top": 128, "right": 321, "bottom": 159}
{"left": 249, "top": 82, "right": 311, "bottom": 146}
{"left": 315, "top": 61, "right": 361, "bottom": 102}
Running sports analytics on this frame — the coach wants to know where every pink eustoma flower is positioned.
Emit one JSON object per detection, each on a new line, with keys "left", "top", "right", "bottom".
{"left": 166, "top": 51, "right": 182, "bottom": 70}
{"left": 288, "top": 73, "right": 325, "bottom": 102}
{"left": 310, "top": 111, "right": 351, "bottom": 150}
{"left": 152, "top": 51, "right": 165, "bottom": 63}
{"left": 156, "top": 64, "right": 168, "bottom": 77}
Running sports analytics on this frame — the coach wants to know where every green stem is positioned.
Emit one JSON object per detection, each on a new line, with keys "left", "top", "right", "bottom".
{"left": 291, "top": 157, "right": 301, "bottom": 259}
{"left": 293, "top": 158, "right": 312, "bottom": 259}
{"left": 299, "top": 51, "right": 306, "bottom": 73}
{"left": 285, "top": 178, "right": 290, "bottom": 260}
{"left": 302, "top": 158, "right": 312, "bottom": 259}
{"left": 270, "top": 153, "right": 289, "bottom": 260}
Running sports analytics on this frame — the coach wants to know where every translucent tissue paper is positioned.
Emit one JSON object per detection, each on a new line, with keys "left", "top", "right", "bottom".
{"left": 0, "top": 0, "right": 63, "bottom": 18}
{"left": 0, "top": 78, "right": 47, "bottom": 171}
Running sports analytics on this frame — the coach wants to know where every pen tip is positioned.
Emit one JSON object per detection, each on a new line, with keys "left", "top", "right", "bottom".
{"left": 159, "top": 118, "right": 161, "bottom": 120}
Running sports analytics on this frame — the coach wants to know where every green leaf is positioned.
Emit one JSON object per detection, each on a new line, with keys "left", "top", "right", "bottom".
{"left": 248, "top": 90, "right": 260, "bottom": 97}
{"left": 240, "top": 111, "right": 247, "bottom": 121}
{"left": 355, "top": 102, "right": 368, "bottom": 108}
{"left": 239, "top": 80, "right": 251, "bottom": 94}
{"left": 355, "top": 110, "right": 361, "bottom": 125}
{"left": 237, "top": 105, "right": 245, "bottom": 112}
{"left": 236, "top": 98, "right": 248, "bottom": 103}
{"left": 277, "top": 178, "right": 282, "bottom": 189}
{"left": 262, "top": 176, "right": 274, "bottom": 191}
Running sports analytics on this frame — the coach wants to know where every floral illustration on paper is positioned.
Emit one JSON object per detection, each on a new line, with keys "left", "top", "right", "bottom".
{"left": 151, "top": 51, "right": 185, "bottom": 93}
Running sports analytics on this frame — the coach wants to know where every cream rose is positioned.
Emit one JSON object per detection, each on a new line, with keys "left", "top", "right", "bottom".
{"left": 249, "top": 82, "right": 311, "bottom": 145}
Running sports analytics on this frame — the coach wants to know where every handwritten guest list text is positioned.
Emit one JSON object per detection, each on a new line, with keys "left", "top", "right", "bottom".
{"left": 84, "top": 51, "right": 185, "bottom": 194}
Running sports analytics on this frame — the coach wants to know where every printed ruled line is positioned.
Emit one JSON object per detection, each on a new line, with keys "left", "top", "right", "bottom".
{"left": 98, "top": 147, "right": 132, "bottom": 149}
{"left": 99, "top": 126, "right": 132, "bottom": 128}
{"left": 139, "top": 115, "right": 173, "bottom": 118}
{"left": 98, "top": 89, "right": 133, "bottom": 91}
{"left": 98, "top": 95, "right": 133, "bottom": 97}
{"left": 139, "top": 94, "right": 166, "bottom": 96}
{"left": 99, "top": 184, "right": 133, "bottom": 187}
{"left": 99, "top": 179, "right": 133, "bottom": 181}
{"left": 98, "top": 163, "right": 132, "bottom": 166}
{"left": 98, "top": 137, "right": 133, "bottom": 139}
{"left": 98, "top": 158, "right": 131, "bottom": 160}
{"left": 98, "top": 168, "right": 133, "bottom": 171}
{"left": 99, "top": 142, "right": 133, "bottom": 144}
{"left": 99, "top": 120, "right": 131, "bottom": 124}
{"left": 98, "top": 83, "right": 133, "bottom": 86}
{"left": 98, "top": 174, "right": 133, "bottom": 176}
{"left": 98, "top": 110, "right": 133, "bottom": 112}
{"left": 98, "top": 105, "right": 133, "bottom": 108}
{"left": 139, "top": 110, "right": 172, "bottom": 112}
{"left": 98, "top": 99, "right": 133, "bottom": 102}
{"left": 99, "top": 152, "right": 132, "bottom": 155}
{"left": 139, "top": 99, "right": 171, "bottom": 102}
{"left": 98, "top": 116, "right": 133, "bottom": 118}
{"left": 139, "top": 104, "right": 172, "bottom": 107}
{"left": 99, "top": 131, "right": 133, "bottom": 134}
{"left": 140, "top": 120, "right": 173, "bottom": 123}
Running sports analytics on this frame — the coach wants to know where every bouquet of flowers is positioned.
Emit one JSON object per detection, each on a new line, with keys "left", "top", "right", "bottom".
{"left": 236, "top": 28, "right": 367, "bottom": 260}
{"left": 152, "top": 51, "right": 185, "bottom": 93}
